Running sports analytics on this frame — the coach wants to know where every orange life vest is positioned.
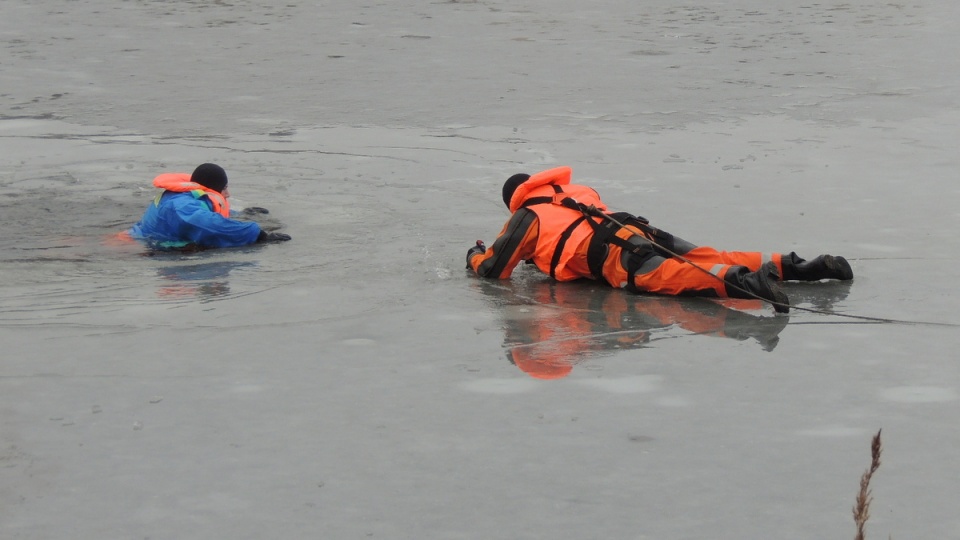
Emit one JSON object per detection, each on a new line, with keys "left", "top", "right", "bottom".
{"left": 510, "top": 166, "right": 608, "bottom": 282}
{"left": 152, "top": 173, "right": 230, "bottom": 217}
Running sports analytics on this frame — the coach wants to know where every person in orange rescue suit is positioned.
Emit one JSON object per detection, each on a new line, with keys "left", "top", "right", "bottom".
{"left": 476, "top": 279, "right": 793, "bottom": 380}
{"left": 466, "top": 166, "right": 854, "bottom": 313}
{"left": 129, "top": 163, "right": 291, "bottom": 250}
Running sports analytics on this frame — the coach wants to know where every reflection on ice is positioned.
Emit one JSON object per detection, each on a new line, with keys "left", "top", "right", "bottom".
{"left": 781, "top": 280, "right": 853, "bottom": 311}
{"left": 472, "top": 274, "right": 856, "bottom": 380}
{"left": 474, "top": 278, "right": 799, "bottom": 379}
{"left": 155, "top": 260, "right": 256, "bottom": 302}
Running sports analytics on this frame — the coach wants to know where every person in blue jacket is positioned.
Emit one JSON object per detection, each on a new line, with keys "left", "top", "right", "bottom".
{"left": 130, "top": 163, "right": 291, "bottom": 250}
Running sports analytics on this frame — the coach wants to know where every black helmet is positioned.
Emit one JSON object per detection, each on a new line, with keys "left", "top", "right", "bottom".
{"left": 191, "top": 163, "right": 228, "bottom": 193}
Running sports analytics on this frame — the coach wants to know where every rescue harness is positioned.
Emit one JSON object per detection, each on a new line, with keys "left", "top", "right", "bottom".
{"left": 521, "top": 184, "right": 658, "bottom": 291}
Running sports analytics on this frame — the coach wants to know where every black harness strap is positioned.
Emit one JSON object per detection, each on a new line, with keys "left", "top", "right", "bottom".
{"left": 590, "top": 220, "right": 654, "bottom": 290}
{"left": 555, "top": 197, "right": 653, "bottom": 282}
{"left": 519, "top": 186, "right": 580, "bottom": 278}
{"left": 522, "top": 186, "right": 647, "bottom": 281}
{"left": 549, "top": 216, "right": 586, "bottom": 279}
{"left": 519, "top": 185, "right": 565, "bottom": 209}
{"left": 519, "top": 185, "right": 565, "bottom": 210}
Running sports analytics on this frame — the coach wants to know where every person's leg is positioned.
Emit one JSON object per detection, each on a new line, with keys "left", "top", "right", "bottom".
{"left": 644, "top": 224, "right": 780, "bottom": 273}
{"left": 599, "top": 226, "right": 790, "bottom": 311}
{"left": 658, "top": 244, "right": 853, "bottom": 282}
{"left": 624, "top": 257, "right": 788, "bottom": 312}
{"left": 625, "top": 254, "right": 730, "bottom": 296}
{"left": 680, "top": 246, "right": 776, "bottom": 271}
{"left": 720, "top": 262, "right": 790, "bottom": 313}
{"left": 599, "top": 225, "right": 729, "bottom": 296}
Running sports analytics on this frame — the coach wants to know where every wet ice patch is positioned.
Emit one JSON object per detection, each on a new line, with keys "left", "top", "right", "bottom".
{"left": 434, "top": 264, "right": 452, "bottom": 280}
{"left": 796, "top": 425, "right": 868, "bottom": 437}
{"left": 797, "top": 340, "right": 837, "bottom": 351}
{"left": 576, "top": 375, "right": 663, "bottom": 394}
{"left": 231, "top": 384, "right": 264, "bottom": 394}
{"left": 460, "top": 378, "right": 540, "bottom": 394}
{"left": 857, "top": 243, "right": 904, "bottom": 254}
{"left": 654, "top": 395, "right": 693, "bottom": 408}
{"left": 879, "top": 386, "right": 958, "bottom": 403}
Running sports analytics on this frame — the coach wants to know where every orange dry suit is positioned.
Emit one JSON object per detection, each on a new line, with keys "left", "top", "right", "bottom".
{"left": 467, "top": 166, "right": 785, "bottom": 297}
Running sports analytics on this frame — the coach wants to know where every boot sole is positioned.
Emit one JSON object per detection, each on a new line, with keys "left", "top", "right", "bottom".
{"left": 824, "top": 255, "right": 854, "bottom": 280}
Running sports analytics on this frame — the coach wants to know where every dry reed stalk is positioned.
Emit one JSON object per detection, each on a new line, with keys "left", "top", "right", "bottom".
{"left": 853, "top": 429, "right": 883, "bottom": 540}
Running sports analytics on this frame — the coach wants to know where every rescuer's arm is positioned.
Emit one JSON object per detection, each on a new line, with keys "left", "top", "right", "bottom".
{"left": 467, "top": 208, "right": 539, "bottom": 279}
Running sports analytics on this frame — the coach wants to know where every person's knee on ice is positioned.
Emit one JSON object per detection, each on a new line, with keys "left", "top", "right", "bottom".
{"left": 723, "top": 262, "right": 790, "bottom": 313}
{"left": 780, "top": 252, "right": 854, "bottom": 281}
{"left": 614, "top": 231, "right": 657, "bottom": 289}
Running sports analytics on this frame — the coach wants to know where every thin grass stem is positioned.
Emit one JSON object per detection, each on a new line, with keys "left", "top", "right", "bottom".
{"left": 853, "top": 429, "right": 883, "bottom": 540}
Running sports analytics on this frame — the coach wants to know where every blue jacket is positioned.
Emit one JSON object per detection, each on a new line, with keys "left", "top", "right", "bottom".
{"left": 130, "top": 191, "right": 261, "bottom": 249}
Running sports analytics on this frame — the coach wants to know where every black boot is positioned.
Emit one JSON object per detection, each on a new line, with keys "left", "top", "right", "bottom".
{"left": 724, "top": 262, "right": 790, "bottom": 313}
{"left": 781, "top": 252, "right": 853, "bottom": 281}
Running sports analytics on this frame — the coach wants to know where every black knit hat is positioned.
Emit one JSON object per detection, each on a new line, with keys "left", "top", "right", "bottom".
{"left": 502, "top": 173, "right": 530, "bottom": 208}
{"left": 191, "top": 163, "right": 228, "bottom": 193}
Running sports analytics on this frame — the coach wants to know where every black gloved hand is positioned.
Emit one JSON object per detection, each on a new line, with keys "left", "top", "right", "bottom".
{"left": 242, "top": 207, "right": 270, "bottom": 215}
{"left": 465, "top": 240, "right": 486, "bottom": 269}
{"left": 257, "top": 230, "right": 292, "bottom": 243}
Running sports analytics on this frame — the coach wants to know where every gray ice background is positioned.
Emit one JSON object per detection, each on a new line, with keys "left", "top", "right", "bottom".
{"left": 2, "top": 1, "right": 959, "bottom": 539}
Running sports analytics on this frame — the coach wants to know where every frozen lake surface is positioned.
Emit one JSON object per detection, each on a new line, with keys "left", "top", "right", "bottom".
{"left": 2, "top": 1, "right": 959, "bottom": 538}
